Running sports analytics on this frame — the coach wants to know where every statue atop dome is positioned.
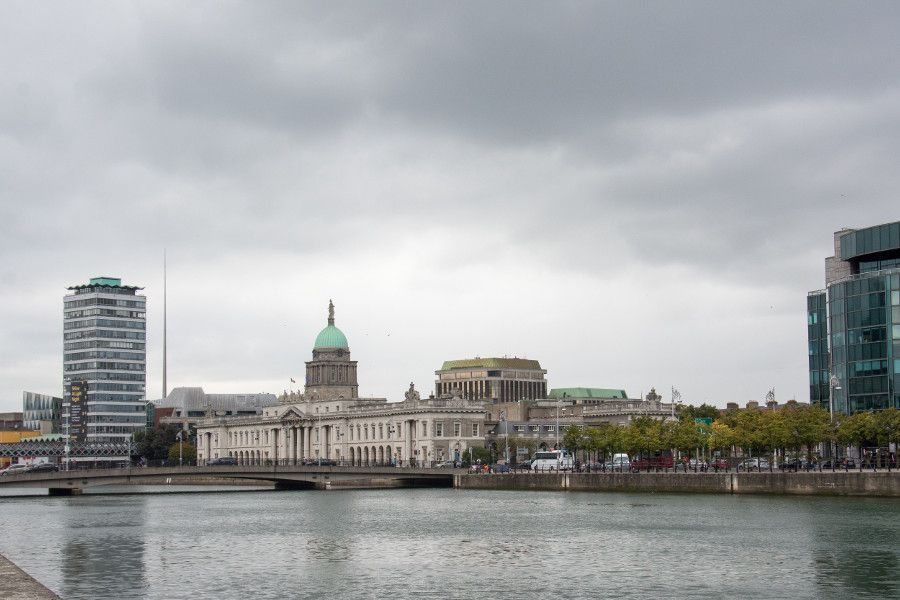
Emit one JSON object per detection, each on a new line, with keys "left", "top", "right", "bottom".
{"left": 328, "top": 299, "right": 335, "bottom": 325}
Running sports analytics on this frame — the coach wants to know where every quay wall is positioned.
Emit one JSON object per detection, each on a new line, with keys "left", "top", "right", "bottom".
{"left": 455, "top": 471, "right": 900, "bottom": 497}
{"left": 0, "top": 553, "right": 60, "bottom": 599}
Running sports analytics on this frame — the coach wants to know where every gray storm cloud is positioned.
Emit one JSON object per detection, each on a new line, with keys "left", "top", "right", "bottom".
{"left": 1, "top": 1, "right": 899, "bottom": 409}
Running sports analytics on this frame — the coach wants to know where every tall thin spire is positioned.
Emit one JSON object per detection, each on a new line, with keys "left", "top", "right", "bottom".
{"left": 162, "top": 249, "right": 167, "bottom": 400}
{"left": 328, "top": 299, "right": 335, "bottom": 326}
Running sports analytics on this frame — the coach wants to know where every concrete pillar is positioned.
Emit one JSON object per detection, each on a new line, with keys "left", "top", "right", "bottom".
{"left": 271, "top": 428, "right": 278, "bottom": 464}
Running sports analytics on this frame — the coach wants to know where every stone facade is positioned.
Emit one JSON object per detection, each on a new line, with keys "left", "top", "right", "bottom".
{"left": 196, "top": 303, "right": 486, "bottom": 466}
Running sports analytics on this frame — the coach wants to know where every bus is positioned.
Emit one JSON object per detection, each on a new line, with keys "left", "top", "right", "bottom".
{"left": 531, "top": 449, "right": 574, "bottom": 472}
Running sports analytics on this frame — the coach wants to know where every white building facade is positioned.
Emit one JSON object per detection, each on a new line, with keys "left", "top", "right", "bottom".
{"left": 196, "top": 302, "right": 486, "bottom": 466}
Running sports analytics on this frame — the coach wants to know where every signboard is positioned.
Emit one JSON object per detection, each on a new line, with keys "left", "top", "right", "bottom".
{"left": 694, "top": 417, "right": 713, "bottom": 426}
{"left": 68, "top": 380, "right": 88, "bottom": 443}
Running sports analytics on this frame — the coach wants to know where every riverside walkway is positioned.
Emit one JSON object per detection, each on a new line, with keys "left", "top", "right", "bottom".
{"left": 0, "top": 554, "right": 60, "bottom": 600}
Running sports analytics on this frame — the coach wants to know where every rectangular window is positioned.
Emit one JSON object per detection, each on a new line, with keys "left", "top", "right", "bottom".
{"left": 472, "top": 423, "right": 479, "bottom": 437}
{"left": 422, "top": 421, "right": 428, "bottom": 437}
{"left": 546, "top": 425, "right": 555, "bottom": 433}
{"left": 454, "top": 422, "right": 461, "bottom": 437}
{"left": 435, "top": 422, "right": 443, "bottom": 437}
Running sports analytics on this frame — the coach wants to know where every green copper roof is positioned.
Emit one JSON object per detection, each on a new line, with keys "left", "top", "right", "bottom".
{"left": 548, "top": 388, "right": 628, "bottom": 399}
{"left": 314, "top": 325, "right": 348, "bottom": 349}
{"left": 90, "top": 276, "right": 122, "bottom": 286}
{"left": 440, "top": 358, "right": 543, "bottom": 371}
{"left": 313, "top": 299, "right": 349, "bottom": 349}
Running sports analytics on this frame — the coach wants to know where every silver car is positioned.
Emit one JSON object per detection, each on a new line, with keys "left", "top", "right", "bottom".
{"left": 0, "top": 463, "right": 31, "bottom": 476}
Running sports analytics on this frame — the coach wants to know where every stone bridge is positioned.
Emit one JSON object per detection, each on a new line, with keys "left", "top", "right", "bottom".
{"left": 0, "top": 465, "right": 459, "bottom": 494}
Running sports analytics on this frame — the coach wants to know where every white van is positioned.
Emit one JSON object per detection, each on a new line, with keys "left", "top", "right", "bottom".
{"left": 531, "top": 450, "right": 574, "bottom": 472}
{"left": 608, "top": 453, "right": 630, "bottom": 471}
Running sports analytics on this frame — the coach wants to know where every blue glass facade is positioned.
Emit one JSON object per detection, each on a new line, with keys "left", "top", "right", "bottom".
{"left": 807, "top": 291, "right": 829, "bottom": 410}
{"left": 810, "top": 222, "right": 900, "bottom": 414}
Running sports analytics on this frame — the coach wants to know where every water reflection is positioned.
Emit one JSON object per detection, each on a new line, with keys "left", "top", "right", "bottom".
{"left": 60, "top": 497, "right": 148, "bottom": 600}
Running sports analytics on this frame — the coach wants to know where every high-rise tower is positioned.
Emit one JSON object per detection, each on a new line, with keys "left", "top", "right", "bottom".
{"left": 63, "top": 277, "right": 147, "bottom": 462}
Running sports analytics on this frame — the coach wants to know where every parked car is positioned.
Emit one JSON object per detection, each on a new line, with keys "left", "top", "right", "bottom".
{"left": 434, "top": 460, "right": 459, "bottom": 469}
{"left": 207, "top": 457, "right": 238, "bottom": 466}
{"left": 0, "top": 463, "right": 31, "bottom": 476}
{"left": 605, "top": 454, "right": 630, "bottom": 471}
{"left": 710, "top": 458, "right": 729, "bottom": 470}
{"left": 820, "top": 458, "right": 856, "bottom": 469}
{"left": 512, "top": 460, "right": 533, "bottom": 470}
{"left": 739, "top": 458, "right": 770, "bottom": 471}
{"left": 26, "top": 463, "right": 59, "bottom": 474}
{"left": 491, "top": 463, "right": 511, "bottom": 473}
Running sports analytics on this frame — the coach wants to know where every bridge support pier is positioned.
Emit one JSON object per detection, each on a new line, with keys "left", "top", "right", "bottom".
{"left": 274, "top": 480, "right": 316, "bottom": 491}
{"left": 48, "top": 488, "right": 82, "bottom": 496}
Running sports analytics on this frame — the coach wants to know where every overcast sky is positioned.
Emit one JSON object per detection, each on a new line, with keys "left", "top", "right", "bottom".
{"left": 1, "top": 1, "right": 899, "bottom": 412}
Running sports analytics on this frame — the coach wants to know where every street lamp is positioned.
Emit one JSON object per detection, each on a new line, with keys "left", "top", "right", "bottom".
{"left": 829, "top": 375, "right": 841, "bottom": 460}
{"left": 499, "top": 410, "right": 509, "bottom": 465}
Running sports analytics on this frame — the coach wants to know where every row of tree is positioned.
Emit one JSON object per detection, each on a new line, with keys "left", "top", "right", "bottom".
{"left": 553, "top": 406, "right": 900, "bottom": 462}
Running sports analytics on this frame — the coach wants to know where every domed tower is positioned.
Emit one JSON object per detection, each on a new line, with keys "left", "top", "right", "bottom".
{"left": 304, "top": 300, "right": 359, "bottom": 400}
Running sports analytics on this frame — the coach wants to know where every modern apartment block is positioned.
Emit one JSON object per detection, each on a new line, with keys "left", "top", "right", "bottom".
{"left": 808, "top": 221, "right": 900, "bottom": 415}
{"left": 63, "top": 277, "right": 147, "bottom": 461}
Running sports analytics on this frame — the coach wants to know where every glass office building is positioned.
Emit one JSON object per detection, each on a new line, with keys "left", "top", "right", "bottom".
{"left": 808, "top": 221, "right": 900, "bottom": 415}
{"left": 63, "top": 277, "right": 148, "bottom": 462}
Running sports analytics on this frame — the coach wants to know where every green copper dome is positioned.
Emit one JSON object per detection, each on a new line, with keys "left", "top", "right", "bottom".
{"left": 313, "top": 299, "right": 349, "bottom": 349}
{"left": 314, "top": 325, "right": 348, "bottom": 349}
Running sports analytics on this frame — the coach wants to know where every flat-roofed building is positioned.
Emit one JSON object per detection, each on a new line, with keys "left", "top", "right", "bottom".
{"left": 435, "top": 357, "right": 547, "bottom": 403}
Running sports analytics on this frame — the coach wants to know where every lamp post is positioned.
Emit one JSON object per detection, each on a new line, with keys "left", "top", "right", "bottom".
{"left": 555, "top": 397, "right": 561, "bottom": 449}
{"left": 829, "top": 375, "right": 841, "bottom": 460}
{"left": 176, "top": 429, "right": 183, "bottom": 467}
{"left": 499, "top": 410, "right": 509, "bottom": 464}
{"left": 387, "top": 424, "right": 396, "bottom": 465}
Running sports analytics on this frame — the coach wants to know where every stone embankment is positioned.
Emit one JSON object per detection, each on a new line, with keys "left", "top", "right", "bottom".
{"left": 455, "top": 471, "right": 900, "bottom": 497}
{"left": 0, "top": 554, "right": 60, "bottom": 600}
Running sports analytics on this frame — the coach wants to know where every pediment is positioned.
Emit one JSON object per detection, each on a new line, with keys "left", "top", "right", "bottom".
{"left": 280, "top": 406, "right": 306, "bottom": 422}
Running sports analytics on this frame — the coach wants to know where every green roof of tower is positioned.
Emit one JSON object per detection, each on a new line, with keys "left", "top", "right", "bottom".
{"left": 548, "top": 388, "right": 628, "bottom": 399}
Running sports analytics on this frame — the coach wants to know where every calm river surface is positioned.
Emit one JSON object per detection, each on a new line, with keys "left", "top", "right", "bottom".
{"left": 0, "top": 488, "right": 897, "bottom": 599}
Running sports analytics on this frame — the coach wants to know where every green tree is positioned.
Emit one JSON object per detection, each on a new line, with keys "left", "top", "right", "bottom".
{"left": 562, "top": 425, "right": 589, "bottom": 459}
{"left": 168, "top": 441, "right": 196, "bottom": 464}
{"left": 872, "top": 408, "right": 900, "bottom": 447}
{"left": 586, "top": 423, "right": 621, "bottom": 463}
{"left": 672, "top": 418, "right": 703, "bottom": 456}
{"left": 708, "top": 421, "right": 735, "bottom": 457}
{"left": 676, "top": 403, "right": 721, "bottom": 422}
{"left": 134, "top": 425, "right": 182, "bottom": 462}
{"left": 836, "top": 412, "right": 875, "bottom": 448}
{"left": 465, "top": 446, "right": 492, "bottom": 464}
{"left": 623, "top": 417, "right": 665, "bottom": 457}
{"left": 782, "top": 405, "right": 830, "bottom": 460}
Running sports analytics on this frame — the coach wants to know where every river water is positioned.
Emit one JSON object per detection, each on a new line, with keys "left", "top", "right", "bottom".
{"left": 0, "top": 488, "right": 897, "bottom": 599}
